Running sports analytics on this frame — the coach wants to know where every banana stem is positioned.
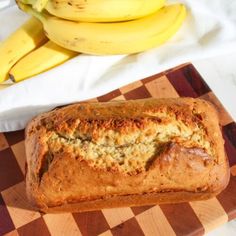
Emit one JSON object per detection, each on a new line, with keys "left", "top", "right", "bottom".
{"left": 17, "top": 2, "right": 46, "bottom": 23}
{"left": 33, "top": 0, "right": 49, "bottom": 12}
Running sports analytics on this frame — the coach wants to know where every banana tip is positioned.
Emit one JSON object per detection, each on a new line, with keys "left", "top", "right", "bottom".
{"left": 9, "top": 74, "right": 16, "bottom": 83}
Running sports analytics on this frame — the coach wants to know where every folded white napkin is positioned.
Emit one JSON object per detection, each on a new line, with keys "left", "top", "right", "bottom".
{"left": 0, "top": 0, "right": 236, "bottom": 132}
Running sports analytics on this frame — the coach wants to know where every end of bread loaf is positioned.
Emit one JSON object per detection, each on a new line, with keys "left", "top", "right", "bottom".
{"left": 25, "top": 98, "right": 230, "bottom": 212}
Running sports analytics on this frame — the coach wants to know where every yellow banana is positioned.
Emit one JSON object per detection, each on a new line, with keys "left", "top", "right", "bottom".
{"left": 9, "top": 40, "right": 78, "bottom": 82}
{"left": 0, "top": 17, "right": 47, "bottom": 83}
{"left": 18, "top": 3, "right": 187, "bottom": 55}
{"left": 20, "top": 0, "right": 166, "bottom": 22}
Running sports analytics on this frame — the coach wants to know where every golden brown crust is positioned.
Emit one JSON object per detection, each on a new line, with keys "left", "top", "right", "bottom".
{"left": 25, "top": 98, "right": 230, "bottom": 212}
{"left": 39, "top": 190, "right": 225, "bottom": 213}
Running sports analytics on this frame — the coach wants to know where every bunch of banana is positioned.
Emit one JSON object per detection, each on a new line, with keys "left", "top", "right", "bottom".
{"left": 0, "top": 0, "right": 186, "bottom": 84}
{"left": 17, "top": 1, "right": 186, "bottom": 55}
{"left": 0, "top": 17, "right": 77, "bottom": 83}
{"left": 21, "top": 0, "right": 166, "bottom": 22}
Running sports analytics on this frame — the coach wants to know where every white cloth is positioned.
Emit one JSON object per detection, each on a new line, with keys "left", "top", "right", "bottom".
{"left": 0, "top": 0, "right": 236, "bottom": 132}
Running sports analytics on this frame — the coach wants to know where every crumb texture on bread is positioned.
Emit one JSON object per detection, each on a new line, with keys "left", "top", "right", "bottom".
{"left": 25, "top": 98, "right": 229, "bottom": 211}
{"left": 47, "top": 113, "right": 212, "bottom": 174}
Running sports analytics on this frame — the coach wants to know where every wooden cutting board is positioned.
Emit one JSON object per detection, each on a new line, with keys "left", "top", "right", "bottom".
{"left": 0, "top": 63, "right": 236, "bottom": 236}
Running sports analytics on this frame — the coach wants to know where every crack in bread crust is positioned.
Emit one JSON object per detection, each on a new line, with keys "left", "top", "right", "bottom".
{"left": 45, "top": 115, "right": 212, "bottom": 175}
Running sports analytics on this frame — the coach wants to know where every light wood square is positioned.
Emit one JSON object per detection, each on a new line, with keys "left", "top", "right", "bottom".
{"left": 102, "top": 207, "right": 134, "bottom": 228}
{"left": 43, "top": 213, "right": 82, "bottom": 236}
{"left": 11, "top": 141, "right": 26, "bottom": 175}
{"left": 145, "top": 76, "right": 179, "bottom": 98}
{"left": 190, "top": 198, "right": 228, "bottom": 233}
{"left": 120, "top": 81, "right": 143, "bottom": 94}
{"left": 136, "top": 205, "right": 175, "bottom": 236}
{"left": 111, "top": 95, "right": 126, "bottom": 101}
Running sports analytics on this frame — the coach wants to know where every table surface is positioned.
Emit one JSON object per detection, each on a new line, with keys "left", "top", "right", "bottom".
{"left": 0, "top": 62, "right": 236, "bottom": 236}
{"left": 193, "top": 52, "right": 236, "bottom": 235}
{"left": 193, "top": 52, "right": 236, "bottom": 122}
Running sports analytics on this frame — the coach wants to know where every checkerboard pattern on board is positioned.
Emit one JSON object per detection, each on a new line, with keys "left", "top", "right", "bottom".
{"left": 0, "top": 63, "right": 236, "bottom": 236}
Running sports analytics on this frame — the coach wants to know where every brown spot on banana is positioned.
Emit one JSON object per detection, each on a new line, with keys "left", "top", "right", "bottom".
{"left": 75, "top": 4, "right": 85, "bottom": 9}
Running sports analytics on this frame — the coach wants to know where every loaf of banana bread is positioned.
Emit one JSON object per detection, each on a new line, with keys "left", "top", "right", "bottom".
{"left": 25, "top": 98, "right": 230, "bottom": 213}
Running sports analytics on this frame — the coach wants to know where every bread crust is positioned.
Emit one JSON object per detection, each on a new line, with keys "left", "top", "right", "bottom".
{"left": 25, "top": 98, "right": 230, "bottom": 212}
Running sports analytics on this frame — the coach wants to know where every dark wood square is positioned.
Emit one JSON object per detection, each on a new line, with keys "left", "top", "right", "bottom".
{"left": 0, "top": 194, "right": 15, "bottom": 235}
{"left": 160, "top": 203, "right": 204, "bottom": 236}
{"left": 97, "top": 89, "right": 122, "bottom": 102}
{"left": 124, "top": 85, "right": 151, "bottom": 100}
{"left": 4, "top": 130, "right": 25, "bottom": 146}
{"left": 73, "top": 210, "right": 110, "bottom": 236}
{"left": 0, "top": 148, "right": 24, "bottom": 191}
{"left": 111, "top": 217, "right": 144, "bottom": 236}
{"left": 17, "top": 217, "right": 50, "bottom": 236}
